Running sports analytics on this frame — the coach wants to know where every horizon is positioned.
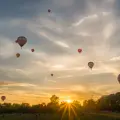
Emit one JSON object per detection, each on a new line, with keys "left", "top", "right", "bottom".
{"left": 0, "top": 0, "right": 120, "bottom": 105}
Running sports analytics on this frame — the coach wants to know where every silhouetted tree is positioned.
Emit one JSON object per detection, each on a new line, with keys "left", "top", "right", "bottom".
{"left": 47, "top": 95, "right": 60, "bottom": 114}
{"left": 1, "top": 93, "right": 120, "bottom": 114}
{"left": 50, "top": 95, "right": 59, "bottom": 104}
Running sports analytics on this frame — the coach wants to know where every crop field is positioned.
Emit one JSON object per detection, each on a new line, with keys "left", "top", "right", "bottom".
{"left": 0, "top": 112, "right": 120, "bottom": 120}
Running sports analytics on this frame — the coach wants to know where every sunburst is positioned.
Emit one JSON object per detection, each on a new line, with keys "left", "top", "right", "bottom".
{"left": 59, "top": 100, "right": 79, "bottom": 120}
{"left": 65, "top": 99, "right": 72, "bottom": 104}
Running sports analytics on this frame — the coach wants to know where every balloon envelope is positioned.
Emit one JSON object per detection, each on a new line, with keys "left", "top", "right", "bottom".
{"left": 78, "top": 49, "right": 82, "bottom": 53}
{"left": 31, "top": 49, "right": 34, "bottom": 52}
{"left": 1, "top": 96, "right": 6, "bottom": 101}
{"left": 16, "top": 53, "right": 20, "bottom": 58}
{"left": 117, "top": 74, "right": 120, "bottom": 83}
{"left": 51, "top": 74, "right": 53, "bottom": 76}
{"left": 48, "top": 9, "right": 51, "bottom": 12}
{"left": 88, "top": 62, "right": 94, "bottom": 69}
{"left": 16, "top": 36, "right": 27, "bottom": 48}
{"left": 15, "top": 40, "right": 18, "bottom": 43}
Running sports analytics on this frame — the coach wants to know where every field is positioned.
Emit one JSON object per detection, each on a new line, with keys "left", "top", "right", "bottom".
{"left": 0, "top": 112, "right": 120, "bottom": 120}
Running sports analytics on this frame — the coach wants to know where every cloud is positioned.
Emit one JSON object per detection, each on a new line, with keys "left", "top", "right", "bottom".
{"left": 0, "top": 37, "right": 16, "bottom": 59}
{"left": 0, "top": 0, "right": 120, "bottom": 104}
{"left": 0, "top": 0, "right": 49, "bottom": 19}
{"left": 54, "top": 41, "right": 70, "bottom": 48}
{"left": 110, "top": 56, "right": 120, "bottom": 61}
{"left": 53, "top": 0, "right": 74, "bottom": 7}
{"left": 72, "top": 14, "right": 98, "bottom": 27}
{"left": 103, "top": 22, "right": 115, "bottom": 40}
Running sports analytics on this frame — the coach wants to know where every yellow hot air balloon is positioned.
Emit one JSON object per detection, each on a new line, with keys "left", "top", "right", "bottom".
{"left": 16, "top": 53, "right": 20, "bottom": 58}
{"left": 88, "top": 62, "right": 94, "bottom": 70}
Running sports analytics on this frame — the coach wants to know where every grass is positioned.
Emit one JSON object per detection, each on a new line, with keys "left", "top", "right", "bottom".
{"left": 0, "top": 112, "right": 120, "bottom": 120}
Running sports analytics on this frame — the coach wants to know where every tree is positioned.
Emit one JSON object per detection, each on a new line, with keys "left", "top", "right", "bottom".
{"left": 83, "top": 99, "right": 96, "bottom": 112}
{"left": 47, "top": 95, "right": 60, "bottom": 113}
{"left": 50, "top": 95, "right": 59, "bottom": 104}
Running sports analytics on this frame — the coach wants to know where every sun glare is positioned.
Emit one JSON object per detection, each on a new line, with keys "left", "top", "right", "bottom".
{"left": 66, "top": 99, "right": 72, "bottom": 103}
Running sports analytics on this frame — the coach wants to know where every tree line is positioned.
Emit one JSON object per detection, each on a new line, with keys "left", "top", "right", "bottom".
{"left": 0, "top": 92, "right": 120, "bottom": 114}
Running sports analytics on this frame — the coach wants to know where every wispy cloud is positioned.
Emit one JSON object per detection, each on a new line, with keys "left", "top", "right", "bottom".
{"left": 110, "top": 56, "right": 120, "bottom": 61}
{"left": 54, "top": 41, "right": 70, "bottom": 48}
{"left": 0, "top": 37, "right": 17, "bottom": 59}
{"left": 72, "top": 14, "right": 98, "bottom": 27}
{"left": 0, "top": 0, "right": 119, "bottom": 104}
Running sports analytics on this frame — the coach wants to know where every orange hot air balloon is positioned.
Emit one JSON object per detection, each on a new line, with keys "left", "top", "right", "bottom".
{"left": 1, "top": 96, "right": 6, "bottom": 101}
{"left": 88, "top": 62, "right": 94, "bottom": 70}
{"left": 117, "top": 74, "right": 120, "bottom": 84}
{"left": 16, "top": 36, "right": 27, "bottom": 48}
{"left": 31, "top": 49, "right": 34, "bottom": 52}
{"left": 78, "top": 49, "right": 82, "bottom": 53}
{"left": 16, "top": 53, "right": 20, "bottom": 58}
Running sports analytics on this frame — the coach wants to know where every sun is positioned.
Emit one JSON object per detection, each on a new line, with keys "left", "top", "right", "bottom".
{"left": 65, "top": 99, "right": 72, "bottom": 103}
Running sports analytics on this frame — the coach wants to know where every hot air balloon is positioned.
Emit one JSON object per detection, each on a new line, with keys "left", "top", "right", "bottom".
{"left": 15, "top": 40, "right": 18, "bottom": 43}
{"left": 48, "top": 9, "right": 51, "bottom": 13}
{"left": 16, "top": 53, "right": 20, "bottom": 58}
{"left": 78, "top": 49, "right": 82, "bottom": 53}
{"left": 16, "top": 36, "right": 27, "bottom": 48}
{"left": 51, "top": 74, "right": 53, "bottom": 76}
{"left": 31, "top": 49, "right": 34, "bottom": 52}
{"left": 117, "top": 74, "right": 120, "bottom": 84}
{"left": 88, "top": 62, "right": 94, "bottom": 69}
{"left": 1, "top": 96, "right": 6, "bottom": 101}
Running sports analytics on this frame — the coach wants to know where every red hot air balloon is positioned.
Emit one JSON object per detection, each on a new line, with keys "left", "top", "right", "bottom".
{"left": 16, "top": 36, "right": 27, "bottom": 48}
{"left": 1, "top": 96, "right": 6, "bottom": 101}
{"left": 48, "top": 9, "right": 51, "bottom": 13}
{"left": 15, "top": 40, "right": 18, "bottom": 43}
{"left": 31, "top": 49, "right": 34, "bottom": 52}
{"left": 78, "top": 49, "right": 82, "bottom": 53}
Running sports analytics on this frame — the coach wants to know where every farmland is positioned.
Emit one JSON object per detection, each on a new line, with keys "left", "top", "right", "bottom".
{"left": 0, "top": 112, "right": 120, "bottom": 120}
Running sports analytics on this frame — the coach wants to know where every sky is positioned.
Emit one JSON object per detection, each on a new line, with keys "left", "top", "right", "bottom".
{"left": 0, "top": 0, "right": 120, "bottom": 105}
